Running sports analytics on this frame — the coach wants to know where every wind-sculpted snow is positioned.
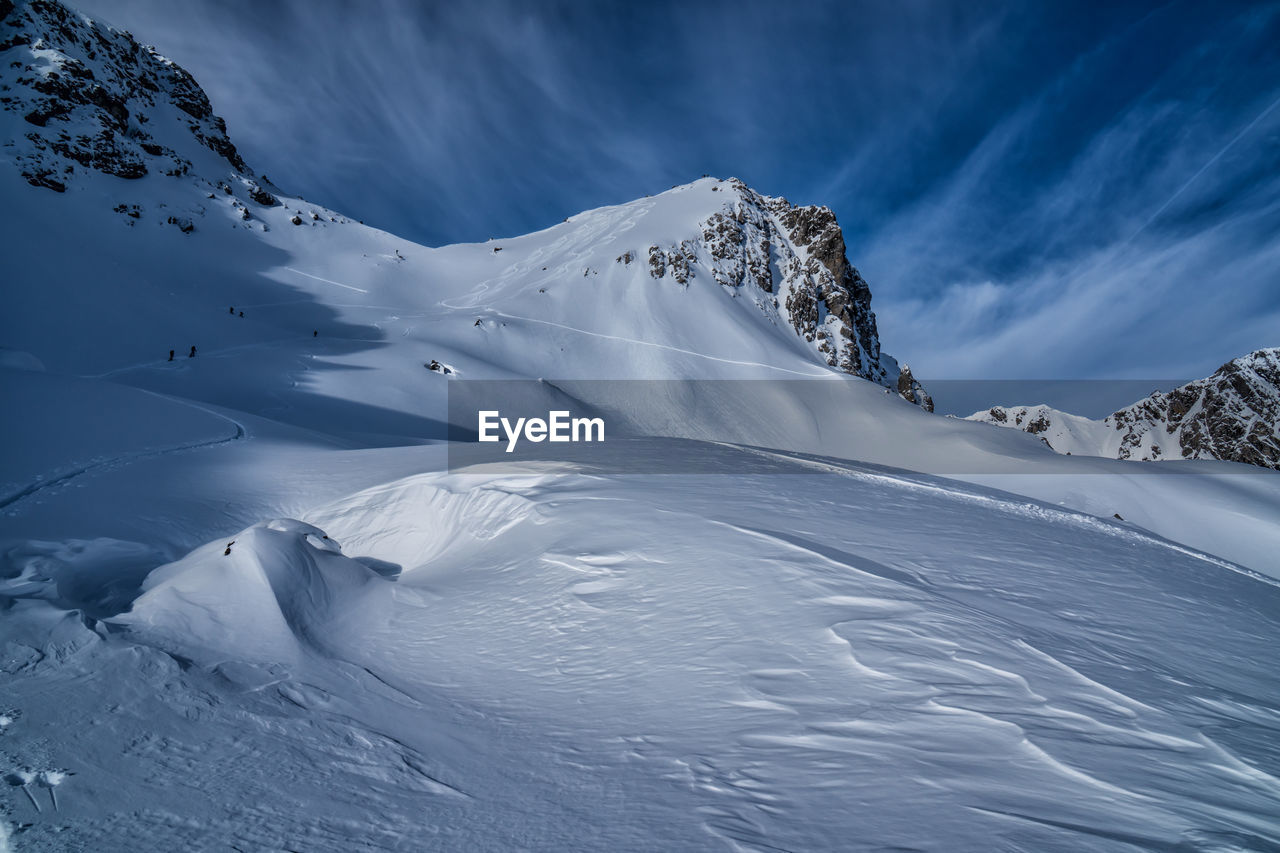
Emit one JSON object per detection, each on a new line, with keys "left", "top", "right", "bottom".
{"left": 305, "top": 473, "right": 545, "bottom": 576}
{"left": 4, "top": 445, "right": 1280, "bottom": 849}
{"left": 113, "top": 518, "right": 394, "bottom": 665}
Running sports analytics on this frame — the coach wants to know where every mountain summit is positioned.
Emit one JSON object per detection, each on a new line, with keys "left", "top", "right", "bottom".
{"left": 678, "top": 178, "right": 931, "bottom": 407}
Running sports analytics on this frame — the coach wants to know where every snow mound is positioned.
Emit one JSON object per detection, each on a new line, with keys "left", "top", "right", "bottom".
{"left": 308, "top": 472, "right": 548, "bottom": 577}
{"left": 113, "top": 519, "right": 393, "bottom": 664}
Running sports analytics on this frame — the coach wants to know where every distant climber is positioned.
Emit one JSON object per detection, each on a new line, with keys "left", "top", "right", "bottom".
{"left": 189, "top": 345, "right": 196, "bottom": 358}
{"left": 224, "top": 540, "right": 235, "bottom": 556}
{"left": 168, "top": 349, "right": 174, "bottom": 361}
{"left": 229, "top": 306, "right": 234, "bottom": 314}
{"left": 313, "top": 330, "right": 318, "bottom": 337}
{"left": 239, "top": 311, "right": 244, "bottom": 317}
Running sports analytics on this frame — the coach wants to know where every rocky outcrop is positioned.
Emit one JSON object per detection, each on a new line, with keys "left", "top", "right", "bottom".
{"left": 0, "top": 0, "right": 248, "bottom": 191}
{"left": 644, "top": 178, "right": 927, "bottom": 405}
{"left": 1109, "top": 349, "right": 1280, "bottom": 468}
{"left": 647, "top": 239, "right": 696, "bottom": 286}
{"left": 896, "top": 364, "right": 934, "bottom": 413}
{"left": 969, "top": 349, "right": 1280, "bottom": 469}
{"left": 248, "top": 184, "right": 278, "bottom": 206}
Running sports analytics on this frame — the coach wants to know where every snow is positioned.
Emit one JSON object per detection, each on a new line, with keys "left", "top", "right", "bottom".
{"left": 6, "top": 446, "right": 1280, "bottom": 849}
{"left": 3, "top": 157, "right": 1279, "bottom": 845}
{"left": 2, "top": 4, "right": 1280, "bottom": 846}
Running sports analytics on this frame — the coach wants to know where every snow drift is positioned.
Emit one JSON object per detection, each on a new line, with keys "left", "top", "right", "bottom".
{"left": 114, "top": 519, "right": 393, "bottom": 665}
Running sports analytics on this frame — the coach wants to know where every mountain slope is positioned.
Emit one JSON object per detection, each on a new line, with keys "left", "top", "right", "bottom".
{"left": 2, "top": 0, "right": 1277, "bottom": 572}
{"left": 0, "top": 0, "right": 256, "bottom": 191}
{"left": 968, "top": 349, "right": 1280, "bottom": 469}
{"left": 0, "top": 1, "right": 929, "bottom": 408}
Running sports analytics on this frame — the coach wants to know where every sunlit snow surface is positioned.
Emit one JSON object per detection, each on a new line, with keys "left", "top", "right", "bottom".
{"left": 3, "top": 441, "right": 1279, "bottom": 850}
{"left": 2, "top": 128, "right": 1280, "bottom": 848}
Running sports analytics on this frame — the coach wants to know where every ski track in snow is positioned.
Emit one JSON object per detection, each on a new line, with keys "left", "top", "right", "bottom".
{"left": 487, "top": 310, "right": 834, "bottom": 378}
{"left": 80, "top": 335, "right": 328, "bottom": 380}
{"left": 732, "top": 443, "right": 1280, "bottom": 589}
{"left": 0, "top": 397, "right": 248, "bottom": 512}
{"left": 282, "top": 266, "right": 369, "bottom": 293}
{"left": 438, "top": 197, "right": 653, "bottom": 312}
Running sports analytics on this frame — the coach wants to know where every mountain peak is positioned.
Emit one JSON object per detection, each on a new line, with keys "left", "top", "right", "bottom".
{"left": 633, "top": 176, "right": 931, "bottom": 406}
{"left": 0, "top": 0, "right": 251, "bottom": 191}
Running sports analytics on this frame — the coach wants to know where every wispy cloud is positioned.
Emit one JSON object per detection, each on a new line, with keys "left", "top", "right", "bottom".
{"left": 74, "top": 0, "right": 1280, "bottom": 379}
{"left": 858, "top": 3, "right": 1280, "bottom": 378}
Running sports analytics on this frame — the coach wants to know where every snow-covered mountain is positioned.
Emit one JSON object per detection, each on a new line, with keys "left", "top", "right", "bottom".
{"left": 968, "top": 349, "right": 1280, "bottom": 470}
{"left": 0, "top": 0, "right": 929, "bottom": 409}
{"left": 3, "top": 2, "right": 1280, "bottom": 850}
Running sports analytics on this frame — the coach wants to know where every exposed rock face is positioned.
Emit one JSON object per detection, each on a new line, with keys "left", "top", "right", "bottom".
{"left": 1110, "top": 349, "right": 1280, "bottom": 468}
{"left": 249, "top": 184, "right": 278, "bottom": 206}
{"left": 896, "top": 365, "right": 934, "bottom": 413}
{"left": 969, "top": 349, "right": 1280, "bottom": 470}
{"left": 646, "top": 239, "right": 696, "bottom": 286}
{"left": 0, "top": 0, "right": 248, "bottom": 191}
{"left": 646, "top": 178, "right": 927, "bottom": 405}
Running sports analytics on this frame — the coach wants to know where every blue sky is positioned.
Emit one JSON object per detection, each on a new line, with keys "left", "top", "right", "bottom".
{"left": 78, "top": 0, "right": 1280, "bottom": 380}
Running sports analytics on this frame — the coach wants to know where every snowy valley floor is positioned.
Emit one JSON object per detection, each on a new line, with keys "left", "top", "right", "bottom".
{"left": 2, "top": 414, "right": 1280, "bottom": 850}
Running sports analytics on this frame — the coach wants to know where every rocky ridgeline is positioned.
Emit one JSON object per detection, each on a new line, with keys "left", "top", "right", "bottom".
{"left": 1110, "top": 349, "right": 1280, "bottom": 468}
{"left": 980, "top": 406, "right": 1052, "bottom": 435}
{"left": 644, "top": 178, "right": 932, "bottom": 409}
{"left": 0, "top": 0, "right": 273, "bottom": 203}
{"left": 973, "top": 349, "right": 1280, "bottom": 469}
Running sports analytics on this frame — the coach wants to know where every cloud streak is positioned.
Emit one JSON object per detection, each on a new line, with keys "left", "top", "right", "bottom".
{"left": 73, "top": 0, "right": 1280, "bottom": 380}
{"left": 856, "top": 3, "right": 1280, "bottom": 379}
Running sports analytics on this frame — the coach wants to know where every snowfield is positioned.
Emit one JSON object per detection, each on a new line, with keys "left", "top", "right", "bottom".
{"left": 3, "top": 3, "right": 1280, "bottom": 847}
{"left": 6, "top": 444, "right": 1280, "bottom": 851}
